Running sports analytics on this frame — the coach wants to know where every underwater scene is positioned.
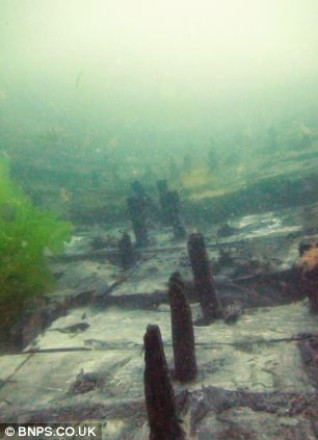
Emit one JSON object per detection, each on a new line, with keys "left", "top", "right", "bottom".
{"left": 1, "top": 0, "right": 318, "bottom": 438}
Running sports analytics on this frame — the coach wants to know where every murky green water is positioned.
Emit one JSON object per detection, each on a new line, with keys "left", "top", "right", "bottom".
{"left": 1, "top": 2, "right": 318, "bottom": 437}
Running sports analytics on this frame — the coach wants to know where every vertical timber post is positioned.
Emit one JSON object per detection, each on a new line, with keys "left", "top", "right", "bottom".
{"left": 118, "top": 232, "right": 135, "bottom": 269}
{"left": 166, "top": 191, "right": 187, "bottom": 239}
{"left": 157, "top": 181, "right": 186, "bottom": 238}
{"left": 144, "top": 324, "right": 185, "bottom": 440}
{"left": 127, "top": 196, "right": 148, "bottom": 247}
{"left": 187, "top": 233, "right": 221, "bottom": 323}
{"left": 168, "top": 272, "right": 197, "bottom": 382}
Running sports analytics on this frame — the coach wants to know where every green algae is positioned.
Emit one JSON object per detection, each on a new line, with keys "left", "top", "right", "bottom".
{"left": 0, "top": 156, "right": 72, "bottom": 342}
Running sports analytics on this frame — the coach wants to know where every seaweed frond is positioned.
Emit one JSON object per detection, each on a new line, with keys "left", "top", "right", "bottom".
{"left": 296, "top": 244, "right": 318, "bottom": 273}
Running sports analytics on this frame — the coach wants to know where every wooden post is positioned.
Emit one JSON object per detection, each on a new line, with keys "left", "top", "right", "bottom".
{"left": 144, "top": 324, "right": 185, "bottom": 440}
{"left": 187, "top": 233, "right": 221, "bottom": 323}
{"left": 168, "top": 272, "right": 197, "bottom": 382}
{"left": 127, "top": 196, "right": 148, "bottom": 247}
{"left": 166, "top": 191, "right": 187, "bottom": 239}
{"left": 118, "top": 233, "right": 135, "bottom": 269}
